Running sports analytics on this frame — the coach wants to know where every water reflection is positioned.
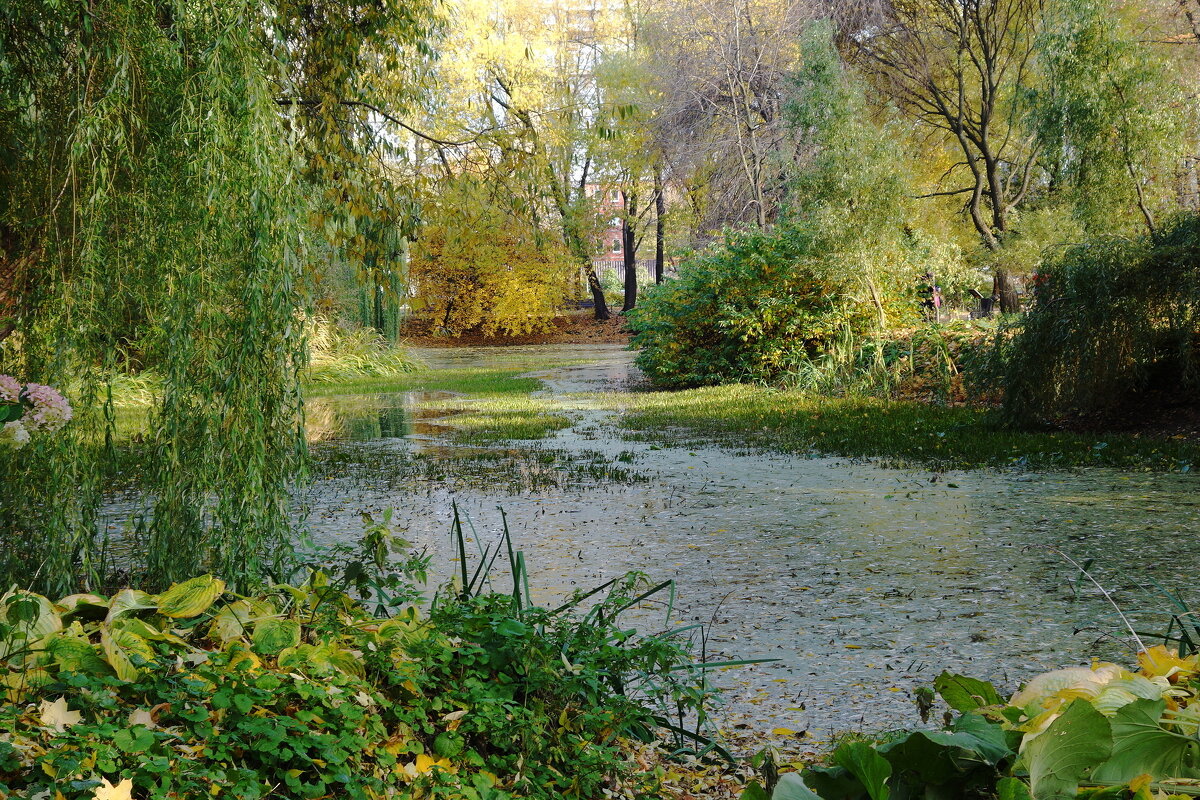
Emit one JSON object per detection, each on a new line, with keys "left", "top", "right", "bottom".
{"left": 305, "top": 391, "right": 460, "bottom": 443}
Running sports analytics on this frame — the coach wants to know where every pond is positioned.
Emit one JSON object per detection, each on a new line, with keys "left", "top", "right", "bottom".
{"left": 105, "top": 344, "right": 1200, "bottom": 748}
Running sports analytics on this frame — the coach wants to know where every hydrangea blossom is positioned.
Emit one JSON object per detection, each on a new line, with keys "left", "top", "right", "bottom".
{"left": 22, "top": 383, "right": 72, "bottom": 432}
{"left": 0, "top": 376, "right": 72, "bottom": 447}
{"left": 1, "top": 420, "right": 30, "bottom": 449}
{"left": 0, "top": 374, "right": 19, "bottom": 404}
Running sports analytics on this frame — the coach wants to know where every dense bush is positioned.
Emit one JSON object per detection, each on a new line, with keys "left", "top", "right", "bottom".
{"left": 0, "top": 571, "right": 699, "bottom": 799}
{"left": 628, "top": 229, "right": 877, "bottom": 388}
{"left": 998, "top": 214, "right": 1200, "bottom": 424}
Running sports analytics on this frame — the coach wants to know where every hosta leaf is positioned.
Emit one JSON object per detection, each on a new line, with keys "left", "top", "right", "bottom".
{"left": 46, "top": 634, "right": 113, "bottom": 676}
{"left": 105, "top": 589, "right": 157, "bottom": 623}
{"left": 252, "top": 618, "right": 301, "bottom": 655}
{"left": 772, "top": 773, "right": 823, "bottom": 800}
{"left": 57, "top": 593, "right": 108, "bottom": 622}
{"left": 116, "top": 617, "right": 188, "bottom": 647}
{"left": 935, "top": 671, "right": 1003, "bottom": 712}
{"left": 157, "top": 575, "right": 225, "bottom": 618}
{"left": 834, "top": 741, "right": 891, "bottom": 800}
{"left": 101, "top": 625, "right": 155, "bottom": 681}
{"left": 1022, "top": 699, "right": 1111, "bottom": 800}
{"left": 209, "top": 598, "right": 274, "bottom": 643}
{"left": 2, "top": 666, "right": 52, "bottom": 702}
{"left": 1, "top": 590, "right": 62, "bottom": 643}
{"left": 1092, "top": 699, "right": 1200, "bottom": 784}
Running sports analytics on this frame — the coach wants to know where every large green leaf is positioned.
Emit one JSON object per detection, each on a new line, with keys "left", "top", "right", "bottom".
{"left": 46, "top": 634, "right": 113, "bottom": 676}
{"left": 157, "top": 575, "right": 225, "bottom": 619}
{"left": 252, "top": 618, "right": 301, "bottom": 655}
{"left": 935, "top": 672, "right": 1003, "bottom": 713}
{"left": 101, "top": 625, "right": 155, "bottom": 681}
{"left": 802, "top": 765, "right": 866, "bottom": 799}
{"left": 105, "top": 589, "right": 157, "bottom": 623}
{"left": 1022, "top": 699, "right": 1112, "bottom": 800}
{"left": 0, "top": 403, "right": 21, "bottom": 423}
{"left": 834, "top": 742, "right": 891, "bottom": 800}
{"left": 1091, "top": 699, "right": 1200, "bottom": 784}
{"left": 1, "top": 591, "right": 63, "bottom": 645}
{"left": 56, "top": 593, "right": 108, "bottom": 622}
{"left": 877, "top": 712, "right": 1011, "bottom": 789}
{"left": 209, "top": 599, "right": 274, "bottom": 643}
{"left": 996, "top": 777, "right": 1032, "bottom": 800}
{"left": 740, "top": 780, "right": 771, "bottom": 800}
{"left": 772, "top": 773, "right": 824, "bottom": 800}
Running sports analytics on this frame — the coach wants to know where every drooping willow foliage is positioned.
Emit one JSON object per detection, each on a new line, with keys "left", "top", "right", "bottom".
{"left": 0, "top": 0, "right": 437, "bottom": 594}
{"left": 998, "top": 214, "right": 1200, "bottom": 424}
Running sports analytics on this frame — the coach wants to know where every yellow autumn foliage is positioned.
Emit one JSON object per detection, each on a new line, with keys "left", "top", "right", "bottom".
{"left": 411, "top": 182, "right": 575, "bottom": 337}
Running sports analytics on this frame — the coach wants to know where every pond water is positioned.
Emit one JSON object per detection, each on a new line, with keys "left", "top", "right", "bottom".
{"left": 106, "top": 344, "right": 1200, "bottom": 748}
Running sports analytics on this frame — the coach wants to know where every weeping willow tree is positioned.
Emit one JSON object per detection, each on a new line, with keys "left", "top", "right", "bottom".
{"left": 0, "top": 0, "right": 436, "bottom": 594}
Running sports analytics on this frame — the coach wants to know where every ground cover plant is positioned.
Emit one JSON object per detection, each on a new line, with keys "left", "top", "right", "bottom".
{"left": 0, "top": 557, "right": 712, "bottom": 799}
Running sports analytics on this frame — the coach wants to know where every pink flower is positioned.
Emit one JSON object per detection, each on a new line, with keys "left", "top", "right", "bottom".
{"left": 22, "top": 383, "right": 72, "bottom": 432}
{"left": 0, "top": 375, "right": 20, "bottom": 404}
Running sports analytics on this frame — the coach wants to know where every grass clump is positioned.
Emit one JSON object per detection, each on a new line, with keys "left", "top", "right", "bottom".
{"left": 605, "top": 386, "right": 1199, "bottom": 471}
{"left": 304, "top": 317, "right": 422, "bottom": 385}
{"left": 304, "top": 367, "right": 546, "bottom": 398}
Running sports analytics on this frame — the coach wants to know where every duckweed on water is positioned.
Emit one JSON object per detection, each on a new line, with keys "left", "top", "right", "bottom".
{"left": 592, "top": 388, "right": 1200, "bottom": 472}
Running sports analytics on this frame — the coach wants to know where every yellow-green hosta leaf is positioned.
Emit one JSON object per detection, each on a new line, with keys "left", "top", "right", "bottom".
{"left": 276, "top": 643, "right": 314, "bottom": 670}
{"left": 252, "top": 618, "right": 301, "bottom": 655}
{"left": 209, "top": 599, "right": 274, "bottom": 643}
{"left": 115, "top": 617, "right": 188, "bottom": 647}
{"left": 1, "top": 590, "right": 63, "bottom": 644}
{"left": 2, "top": 666, "right": 53, "bottom": 702}
{"left": 56, "top": 593, "right": 108, "bottom": 622}
{"left": 105, "top": 589, "right": 157, "bottom": 623}
{"left": 46, "top": 634, "right": 113, "bottom": 677}
{"left": 101, "top": 625, "right": 154, "bottom": 682}
{"left": 157, "top": 575, "right": 225, "bottom": 619}
{"left": 225, "top": 641, "right": 262, "bottom": 672}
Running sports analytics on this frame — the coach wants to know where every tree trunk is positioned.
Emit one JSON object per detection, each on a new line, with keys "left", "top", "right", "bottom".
{"left": 586, "top": 266, "right": 610, "bottom": 320}
{"left": 654, "top": 165, "right": 665, "bottom": 284}
{"left": 994, "top": 269, "right": 1020, "bottom": 313}
{"left": 621, "top": 189, "right": 638, "bottom": 313}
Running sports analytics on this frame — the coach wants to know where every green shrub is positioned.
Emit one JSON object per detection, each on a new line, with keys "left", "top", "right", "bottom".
{"left": 997, "top": 213, "right": 1200, "bottom": 424}
{"left": 628, "top": 229, "right": 877, "bottom": 388}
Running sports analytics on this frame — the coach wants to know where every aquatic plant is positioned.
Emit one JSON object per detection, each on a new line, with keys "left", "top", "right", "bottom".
{"left": 304, "top": 316, "right": 423, "bottom": 385}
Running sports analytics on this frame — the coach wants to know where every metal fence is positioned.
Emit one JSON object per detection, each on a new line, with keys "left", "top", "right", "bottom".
{"left": 593, "top": 258, "right": 659, "bottom": 283}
